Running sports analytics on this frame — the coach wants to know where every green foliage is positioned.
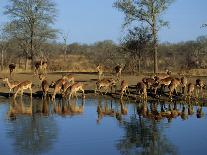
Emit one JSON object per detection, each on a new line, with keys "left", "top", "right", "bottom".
{"left": 122, "top": 26, "right": 152, "bottom": 53}
{"left": 114, "top": 0, "right": 174, "bottom": 30}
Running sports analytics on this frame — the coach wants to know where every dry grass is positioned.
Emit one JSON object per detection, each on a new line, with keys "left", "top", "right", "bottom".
{"left": 49, "top": 55, "right": 96, "bottom": 72}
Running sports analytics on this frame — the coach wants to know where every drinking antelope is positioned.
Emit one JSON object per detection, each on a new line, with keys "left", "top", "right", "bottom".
{"left": 156, "top": 77, "right": 173, "bottom": 94}
{"left": 63, "top": 82, "right": 85, "bottom": 100}
{"left": 142, "top": 77, "right": 156, "bottom": 89}
{"left": 9, "top": 63, "right": 16, "bottom": 78}
{"left": 3, "top": 77, "right": 20, "bottom": 96}
{"left": 95, "top": 78, "right": 116, "bottom": 95}
{"left": 96, "top": 64, "right": 104, "bottom": 80}
{"left": 51, "top": 78, "right": 67, "bottom": 101}
{"left": 13, "top": 80, "right": 33, "bottom": 99}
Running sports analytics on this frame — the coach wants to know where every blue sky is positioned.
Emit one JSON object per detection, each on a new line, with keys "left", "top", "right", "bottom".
{"left": 0, "top": 0, "right": 207, "bottom": 44}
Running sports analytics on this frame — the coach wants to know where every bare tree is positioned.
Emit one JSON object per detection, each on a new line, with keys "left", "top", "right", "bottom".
{"left": 4, "top": 0, "right": 57, "bottom": 69}
{"left": 114, "top": 0, "right": 175, "bottom": 73}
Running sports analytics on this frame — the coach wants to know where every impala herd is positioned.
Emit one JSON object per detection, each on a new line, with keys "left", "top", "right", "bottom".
{"left": 3, "top": 63, "right": 206, "bottom": 102}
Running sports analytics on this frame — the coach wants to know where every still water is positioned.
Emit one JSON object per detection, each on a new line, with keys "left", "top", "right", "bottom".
{"left": 0, "top": 96, "right": 206, "bottom": 155}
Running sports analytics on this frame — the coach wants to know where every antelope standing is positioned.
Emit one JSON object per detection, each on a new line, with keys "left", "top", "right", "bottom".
{"left": 136, "top": 82, "right": 147, "bottom": 100}
{"left": 13, "top": 80, "right": 33, "bottom": 99}
{"left": 3, "top": 77, "right": 20, "bottom": 96}
{"left": 9, "top": 63, "right": 16, "bottom": 78}
{"left": 114, "top": 64, "right": 123, "bottom": 81}
{"left": 120, "top": 80, "right": 130, "bottom": 99}
{"left": 181, "top": 76, "right": 188, "bottom": 94}
{"left": 168, "top": 78, "right": 181, "bottom": 100}
{"left": 96, "top": 64, "right": 104, "bottom": 80}
{"left": 39, "top": 74, "right": 49, "bottom": 97}
{"left": 195, "top": 79, "right": 205, "bottom": 97}
{"left": 34, "top": 60, "right": 47, "bottom": 75}
{"left": 186, "top": 83, "right": 195, "bottom": 100}
{"left": 62, "top": 74, "right": 75, "bottom": 83}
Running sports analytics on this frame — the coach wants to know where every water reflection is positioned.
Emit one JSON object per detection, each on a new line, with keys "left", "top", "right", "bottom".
{"left": 52, "top": 98, "right": 85, "bottom": 116}
{"left": 96, "top": 97, "right": 128, "bottom": 124}
{"left": 136, "top": 101, "right": 205, "bottom": 122}
{"left": 117, "top": 101, "right": 178, "bottom": 155}
{"left": 6, "top": 97, "right": 58, "bottom": 155}
{"left": 2, "top": 97, "right": 206, "bottom": 155}
{"left": 116, "top": 99, "right": 206, "bottom": 155}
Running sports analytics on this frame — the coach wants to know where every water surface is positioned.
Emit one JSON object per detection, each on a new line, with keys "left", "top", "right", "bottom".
{"left": 0, "top": 96, "right": 206, "bottom": 155}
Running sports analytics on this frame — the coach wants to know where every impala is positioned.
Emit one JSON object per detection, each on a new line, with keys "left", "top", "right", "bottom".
{"left": 3, "top": 77, "right": 20, "bottom": 96}
{"left": 96, "top": 64, "right": 104, "bottom": 80}
{"left": 114, "top": 64, "right": 123, "bottom": 81}
{"left": 39, "top": 74, "right": 49, "bottom": 97}
{"left": 186, "top": 83, "right": 195, "bottom": 99}
{"left": 63, "top": 82, "right": 85, "bottom": 100}
{"left": 120, "top": 80, "right": 130, "bottom": 99}
{"left": 51, "top": 78, "right": 67, "bottom": 101}
{"left": 34, "top": 60, "right": 47, "bottom": 75}
{"left": 136, "top": 82, "right": 147, "bottom": 100}
{"left": 95, "top": 78, "right": 116, "bottom": 95}
{"left": 180, "top": 76, "right": 188, "bottom": 94}
{"left": 62, "top": 74, "right": 75, "bottom": 83}
{"left": 9, "top": 63, "right": 16, "bottom": 78}
{"left": 168, "top": 78, "right": 181, "bottom": 100}
{"left": 13, "top": 80, "right": 33, "bottom": 99}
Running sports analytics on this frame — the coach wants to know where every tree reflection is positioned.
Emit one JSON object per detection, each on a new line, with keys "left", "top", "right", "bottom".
{"left": 6, "top": 97, "right": 58, "bottom": 155}
{"left": 117, "top": 101, "right": 177, "bottom": 155}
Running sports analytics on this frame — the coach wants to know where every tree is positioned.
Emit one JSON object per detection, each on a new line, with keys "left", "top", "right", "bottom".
{"left": 122, "top": 26, "right": 151, "bottom": 73}
{"left": 0, "top": 25, "right": 10, "bottom": 71}
{"left": 4, "top": 0, "right": 57, "bottom": 69}
{"left": 114, "top": 0, "right": 175, "bottom": 73}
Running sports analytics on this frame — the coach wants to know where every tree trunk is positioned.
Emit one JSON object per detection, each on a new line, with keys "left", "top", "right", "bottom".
{"left": 1, "top": 49, "right": 4, "bottom": 71}
{"left": 138, "top": 58, "right": 141, "bottom": 74}
{"left": 25, "top": 53, "right": 28, "bottom": 70}
{"left": 152, "top": 4, "right": 158, "bottom": 73}
{"left": 154, "top": 45, "right": 158, "bottom": 73}
{"left": 138, "top": 51, "right": 141, "bottom": 74}
{"left": 18, "top": 57, "right": 20, "bottom": 68}
{"left": 30, "top": 23, "right": 34, "bottom": 70}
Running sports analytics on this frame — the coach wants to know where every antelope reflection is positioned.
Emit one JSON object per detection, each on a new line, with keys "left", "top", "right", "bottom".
{"left": 8, "top": 98, "right": 51, "bottom": 119}
{"left": 8, "top": 98, "right": 33, "bottom": 119}
{"left": 53, "top": 98, "right": 84, "bottom": 116}
{"left": 96, "top": 97, "right": 128, "bottom": 123}
{"left": 136, "top": 101, "right": 205, "bottom": 122}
